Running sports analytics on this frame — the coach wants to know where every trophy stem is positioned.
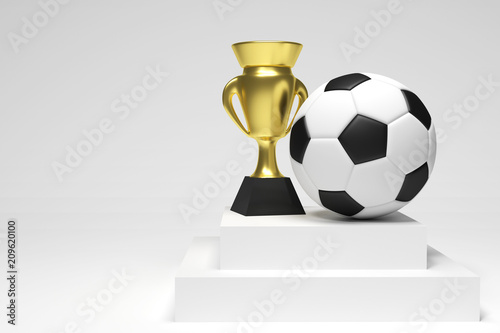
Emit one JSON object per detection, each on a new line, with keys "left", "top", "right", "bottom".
{"left": 251, "top": 139, "right": 283, "bottom": 178}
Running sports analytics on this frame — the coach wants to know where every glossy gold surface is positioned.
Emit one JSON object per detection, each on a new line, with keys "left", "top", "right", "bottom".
{"left": 222, "top": 41, "right": 308, "bottom": 178}
{"left": 232, "top": 41, "right": 303, "bottom": 68}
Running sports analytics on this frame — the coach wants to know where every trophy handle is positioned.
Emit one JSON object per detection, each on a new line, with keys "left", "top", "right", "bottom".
{"left": 222, "top": 77, "right": 250, "bottom": 137}
{"left": 285, "top": 78, "right": 308, "bottom": 135}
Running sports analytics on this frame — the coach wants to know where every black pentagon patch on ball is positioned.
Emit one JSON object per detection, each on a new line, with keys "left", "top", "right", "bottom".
{"left": 396, "top": 163, "right": 429, "bottom": 202}
{"left": 324, "top": 73, "right": 370, "bottom": 91}
{"left": 290, "top": 116, "right": 311, "bottom": 163}
{"left": 319, "top": 190, "right": 364, "bottom": 216}
{"left": 402, "top": 90, "right": 432, "bottom": 130}
{"left": 338, "top": 115, "right": 388, "bottom": 164}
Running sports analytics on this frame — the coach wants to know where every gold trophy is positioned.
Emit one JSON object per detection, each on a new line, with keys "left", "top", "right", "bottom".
{"left": 222, "top": 41, "right": 308, "bottom": 216}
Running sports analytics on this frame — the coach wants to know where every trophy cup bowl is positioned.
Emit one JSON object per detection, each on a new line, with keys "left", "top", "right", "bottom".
{"left": 222, "top": 41, "right": 308, "bottom": 216}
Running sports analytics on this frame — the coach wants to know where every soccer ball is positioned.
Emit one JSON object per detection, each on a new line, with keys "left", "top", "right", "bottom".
{"left": 290, "top": 73, "right": 437, "bottom": 219}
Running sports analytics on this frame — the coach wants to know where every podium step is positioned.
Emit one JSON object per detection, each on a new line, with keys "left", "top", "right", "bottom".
{"left": 221, "top": 207, "right": 427, "bottom": 270}
{"left": 175, "top": 237, "right": 479, "bottom": 322}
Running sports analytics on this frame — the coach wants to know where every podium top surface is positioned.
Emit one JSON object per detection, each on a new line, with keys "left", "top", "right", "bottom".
{"left": 221, "top": 206, "right": 422, "bottom": 228}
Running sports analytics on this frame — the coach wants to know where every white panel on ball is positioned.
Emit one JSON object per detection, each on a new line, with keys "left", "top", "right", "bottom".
{"left": 290, "top": 159, "right": 321, "bottom": 204}
{"left": 363, "top": 72, "right": 409, "bottom": 90}
{"left": 305, "top": 90, "right": 357, "bottom": 138}
{"left": 353, "top": 200, "right": 408, "bottom": 219}
{"left": 302, "top": 138, "right": 354, "bottom": 190}
{"left": 351, "top": 80, "right": 408, "bottom": 124}
{"left": 176, "top": 237, "right": 479, "bottom": 322}
{"left": 346, "top": 158, "right": 404, "bottom": 207}
{"left": 387, "top": 113, "right": 430, "bottom": 174}
{"left": 220, "top": 206, "right": 426, "bottom": 270}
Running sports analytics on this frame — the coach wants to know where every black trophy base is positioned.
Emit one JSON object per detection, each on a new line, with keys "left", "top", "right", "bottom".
{"left": 231, "top": 176, "right": 305, "bottom": 216}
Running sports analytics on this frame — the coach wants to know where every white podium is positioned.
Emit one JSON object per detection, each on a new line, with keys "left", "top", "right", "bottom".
{"left": 221, "top": 207, "right": 427, "bottom": 270}
{"left": 175, "top": 207, "right": 480, "bottom": 322}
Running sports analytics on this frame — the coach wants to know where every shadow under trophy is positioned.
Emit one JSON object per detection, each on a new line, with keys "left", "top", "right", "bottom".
{"left": 222, "top": 41, "right": 308, "bottom": 216}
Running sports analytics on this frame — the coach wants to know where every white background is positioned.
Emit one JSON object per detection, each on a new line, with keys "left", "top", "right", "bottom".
{"left": 0, "top": 0, "right": 499, "bottom": 332}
